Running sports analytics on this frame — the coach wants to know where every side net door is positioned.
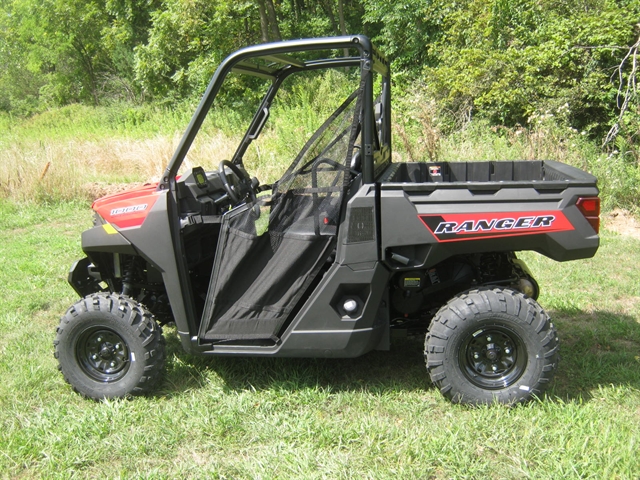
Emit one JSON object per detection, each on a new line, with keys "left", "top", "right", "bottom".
{"left": 199, "top": 86, "right": 364, "bottom": 341}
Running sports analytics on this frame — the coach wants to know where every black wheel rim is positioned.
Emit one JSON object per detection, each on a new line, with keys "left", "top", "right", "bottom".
{"left": 459, "top": 324, "right": 527, "bottom": 390}
{"left": 77, "top": 327, "right": 130, "bottom": 382}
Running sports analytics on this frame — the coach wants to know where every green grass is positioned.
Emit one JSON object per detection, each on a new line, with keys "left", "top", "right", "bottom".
{"left": 0, "top": 200, "right": 639, "bottom": 478}
{"left": 0, "top": 102, "right": 224, "bottom": 143}
{"left": 0, "top": 85, "right": 639, "bottom": 476}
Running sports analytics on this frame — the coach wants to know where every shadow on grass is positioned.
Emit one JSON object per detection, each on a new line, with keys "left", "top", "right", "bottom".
{"left": 158, "top": 330, "right": 431, "bottom": 398}
{"left": 547, "top": 308, "right": 640, "bottom": 401}
{"left": 157, "top": 308, "right": 640, "bottom": 401}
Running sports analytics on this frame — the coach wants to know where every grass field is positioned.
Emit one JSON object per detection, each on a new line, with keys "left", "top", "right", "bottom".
{"left": 0, "top": 199, "right": 638, "bottom": 478}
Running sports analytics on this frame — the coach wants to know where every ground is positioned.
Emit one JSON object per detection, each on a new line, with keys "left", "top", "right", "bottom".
{"left": 603, "top": 209, "right": 640, "bottom": 240}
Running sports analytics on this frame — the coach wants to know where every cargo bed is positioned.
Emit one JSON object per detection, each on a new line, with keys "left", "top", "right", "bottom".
{"left": 375, "top": 160, "right": 599, "bottom": 266}
{"left": 379, "top": 160, "right": 596, "bottom": 188}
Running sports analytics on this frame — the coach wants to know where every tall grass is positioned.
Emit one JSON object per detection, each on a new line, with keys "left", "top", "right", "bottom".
{"left": 2, "top": 77, "right": 639, "bottom": 213}
{"left": 393, "top": 90, "right": 640, "bottom": 214}
{"left": 0, "top": 72, "right": 357, "bottom": 202}
{"left": 0, "top": 103, "right": 243, "bottom": 202}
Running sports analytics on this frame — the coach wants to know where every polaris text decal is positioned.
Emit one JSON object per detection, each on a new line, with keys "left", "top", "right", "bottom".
{"left": 419, "top": 211, "right": 574, "bottom": 242}
{"left": 110, "top": 204, "right": 148, "bottom": 216}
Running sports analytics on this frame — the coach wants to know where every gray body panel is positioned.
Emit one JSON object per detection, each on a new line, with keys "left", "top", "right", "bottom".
{"left": 379, "top": 181, "right": 599, "bottom": 269}
{"left": 115, "top": 194, "right": 199, "bottom": 351}
{"left": 187, "top": 160, "right": 599, "bottom": 357}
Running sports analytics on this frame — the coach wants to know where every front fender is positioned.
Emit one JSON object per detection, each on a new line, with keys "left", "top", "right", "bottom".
{"left": 81, "top": 224, "right": 137, "bottom": 254}
{"left": 68, "top": 257, "right": 106, "bottom": 297}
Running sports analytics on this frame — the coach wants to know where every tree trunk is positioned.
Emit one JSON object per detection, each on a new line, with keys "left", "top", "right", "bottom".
{"left": 264, "top": 0, "right": 282, "bottom": 41}
{"left": 603, "top": 34, "right": 640, "bottom": 148}
{"left": 320, "top": 0, "right": 340, "bottom": 36}
{"left": 72, "top": 39, "right": 99, "bottom": 105}
{"left": 338, "top": 0, "right": 348, "bottom": 56}
{"left": 257, "top": 0, "right": 270, "bottom": 43}
{"left": 289, "top": 0, "right": 299, "bottom": 23}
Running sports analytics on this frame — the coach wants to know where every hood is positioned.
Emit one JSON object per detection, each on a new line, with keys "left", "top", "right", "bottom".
{"left": 92, "top": 182, "right": 164, "bottom": 230}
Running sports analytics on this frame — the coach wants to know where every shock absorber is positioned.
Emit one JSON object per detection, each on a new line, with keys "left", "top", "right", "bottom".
{"left": 479, "top": 253, "right": 500, "bottom": 284}
{"left": 121, "top": 256, "right": 136, "bottom": 296}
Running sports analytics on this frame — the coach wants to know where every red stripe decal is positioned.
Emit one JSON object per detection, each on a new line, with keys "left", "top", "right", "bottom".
{"left": 419, "top": 211, "right": 574, "bottom": 243}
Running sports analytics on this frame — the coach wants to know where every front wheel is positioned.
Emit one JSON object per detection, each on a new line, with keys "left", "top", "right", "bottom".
{"left": 425, "top": 288, "right": 558, "bottom": 405}
{"left": 54, "top": 293, "right": 165, "bottom": 400}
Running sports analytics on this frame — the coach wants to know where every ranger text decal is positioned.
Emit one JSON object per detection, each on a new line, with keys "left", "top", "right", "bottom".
{"left": 419, "top": 211, "right": 574, "bottom": 242}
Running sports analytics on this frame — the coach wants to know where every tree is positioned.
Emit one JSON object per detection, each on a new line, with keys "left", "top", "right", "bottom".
{"left": 361, "top": 0, "right": 444, "bottom": 72}
{"left": 0, "top": 0, "right": 112, "bottom": 107}
{"left": 4, "top": 0, "right": 633, "bottom": 141}
{"left": 101, "top": 0, "right": 161, "bottom": 102}
{"left": 264, "top": 0, "right": 282, "bottom": 41}
{"left": 0, "top": 0, "right": 159, "bottom": 109}
{"left": 134, "top": 0, "right": 261, "bottom": 98}
{"left": 604, "top": 32, "right": 640, "bottom": 151}
{"left": 257, "top": 0, "right": 270, "bottom": 43}
{"left": 421, "top": 0, "right": 640, "bottom": 136}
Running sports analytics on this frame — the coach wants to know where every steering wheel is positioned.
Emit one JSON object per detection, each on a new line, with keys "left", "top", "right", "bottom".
{"left": 218, "top": 160, "right": 256, "bottom": 206}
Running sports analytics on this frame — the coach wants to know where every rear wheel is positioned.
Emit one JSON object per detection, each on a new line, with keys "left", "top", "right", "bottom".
{"left": 54, "top": 293, "right": 165, "bottom": 399}
{"left": 425, "top": 288, "right": 558, "bottom": 405}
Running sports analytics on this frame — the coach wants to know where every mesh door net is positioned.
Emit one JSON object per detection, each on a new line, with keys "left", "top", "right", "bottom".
{"left": 199, "top": 87, "right": 363, "bottom": 341}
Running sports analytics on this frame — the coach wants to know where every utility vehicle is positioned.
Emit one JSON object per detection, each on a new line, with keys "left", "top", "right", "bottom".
{"left": 55, "top": 36, "right": 600, "bottom": 404}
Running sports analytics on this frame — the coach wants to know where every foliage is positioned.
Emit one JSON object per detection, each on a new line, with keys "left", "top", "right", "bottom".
{"left": 423, "top": 0, "right": 640, "bottom": 136}
{"left": 133, "top": 0, "right": 257, "bottom": 98}
{"left": 1, "top": 0, "right": 638, "bottom": 139}
{"left": 1, "top": 0, "right": 640, "bottom": 207}
{"left": 361, "top": 0, "right": 446, "bottom": 74}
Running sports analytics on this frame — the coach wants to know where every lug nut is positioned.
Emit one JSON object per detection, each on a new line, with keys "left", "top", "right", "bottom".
{"left": 473, "top": 353, "right": 480, "bottom": 360}
{"left": 96, "top": 337, "right": 102, "bottom": 343}
{"left": 486, "top": 336, "right": 492, "bottom": 342}
{"left": 492, "top": 365, "right": 498, "bottom": 372}
{"left": 110, "top": 362, "right": 116, "bottom": 368}
{"left": 505, "top": 348, "right": 511, "bottom": 354}
{"left": 91, "top": 354, "right": 98, "bottom": 360}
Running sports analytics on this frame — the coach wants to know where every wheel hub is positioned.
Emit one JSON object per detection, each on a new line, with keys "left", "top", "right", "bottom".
{"left": 77, "top": 328, "right": 130, "bottom": 382}
{"left": 100, "top": 344, "right": 115, "bottom": 359}
{"left": 485, "top": 345, "right": 499, "bottom": 361}
{"left": 460, "top": 325, "right": 527, "bottom": 389}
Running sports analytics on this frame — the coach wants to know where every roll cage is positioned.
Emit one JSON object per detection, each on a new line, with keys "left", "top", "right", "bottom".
{"left": 158, "top": 35, "right": 391, "bottom": 190}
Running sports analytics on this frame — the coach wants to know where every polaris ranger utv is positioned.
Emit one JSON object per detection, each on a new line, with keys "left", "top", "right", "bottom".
{"left": 55, "top": 36, "right": 600, "bottom": 405}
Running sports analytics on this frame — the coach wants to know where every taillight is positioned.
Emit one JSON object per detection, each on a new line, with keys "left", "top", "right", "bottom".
{"left": 576, "top": 197, "right": 600, "bottom": 233}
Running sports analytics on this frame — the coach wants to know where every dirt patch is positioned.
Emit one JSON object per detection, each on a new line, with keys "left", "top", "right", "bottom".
{"left": 602, "top": 209, "right": 640, "bottom": 240}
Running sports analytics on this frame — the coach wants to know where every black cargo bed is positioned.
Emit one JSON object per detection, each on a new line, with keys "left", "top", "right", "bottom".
{"left": 379, "top": 160, "right": 596, "bottom": 189}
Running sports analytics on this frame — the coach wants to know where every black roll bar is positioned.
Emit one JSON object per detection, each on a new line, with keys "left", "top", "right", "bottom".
{"left": 157, "top": 35, "right": 390, "bottom": 191}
